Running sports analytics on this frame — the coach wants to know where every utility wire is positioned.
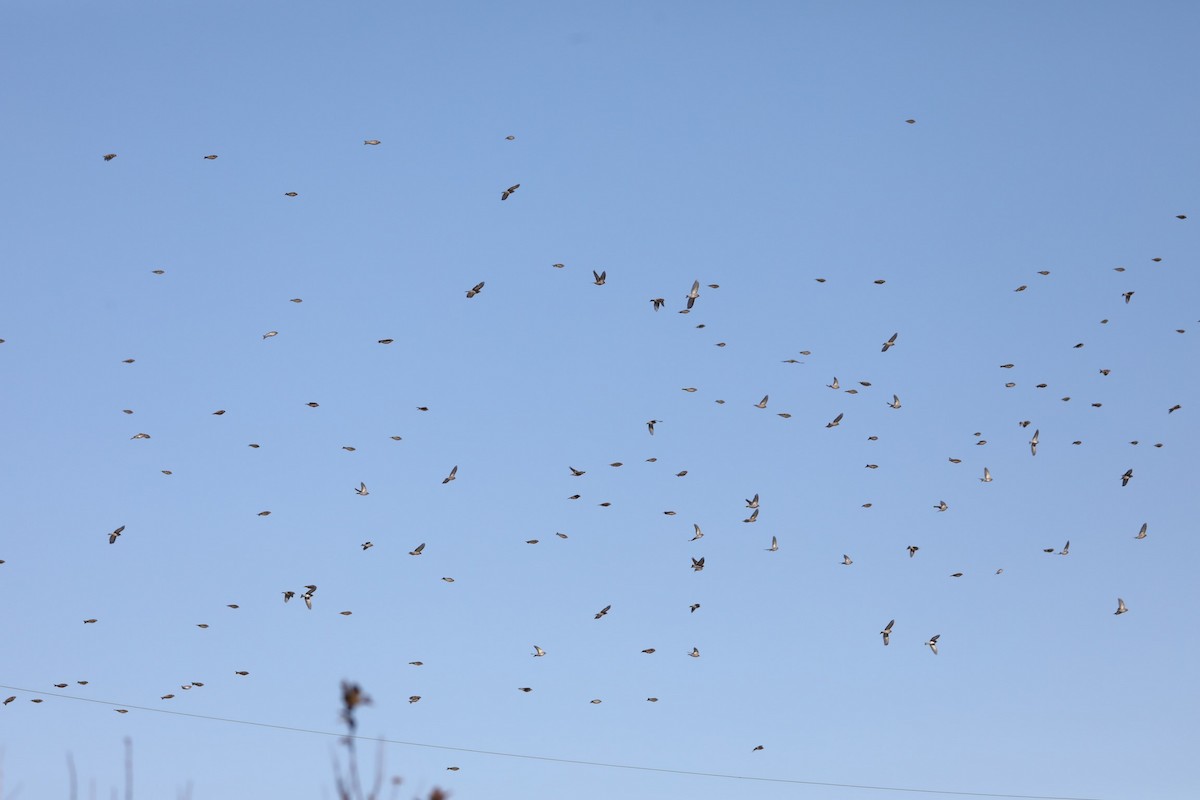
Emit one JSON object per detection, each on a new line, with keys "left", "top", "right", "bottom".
{"left": 0, "top": 684, "right": 1105, "bottom": 800}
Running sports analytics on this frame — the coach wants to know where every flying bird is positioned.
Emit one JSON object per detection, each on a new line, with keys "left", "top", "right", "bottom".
{"left": 409, "top": 543, "right": 426, "bottom": 556}
{"left": 500, "top": 184, "right": 520, "bottom": 200}
{"left": 647, "top": 419, "right": 660, "bottom": 434}
{"left": 934, "top": 500, "right": 948, "bottom": 512}
{"left": 1121, "top": 469, "right": 1133, "bottom": 487}
{"left": 1115, "top": 598, "right": 1128, "bottom": 615}
{"left": 907, "top": 545, "right": 919, "bottom": 558}
{"left": 1030, "top": 429, "right": 1039, "bottom": 456}
{"left": 442, "top": 465, "right": 458, "bottom": 484}
{"left": 532, "top": 645, "right": 545, "bottom": 657}
{"left": 691, "top": 557, "right": 705, "bottom": 572}
{"left": 689, "top": 603, "right": 700, "bottom": 613}
{"left": 755, "top": 395, "right": 769, "bottom": 409}
{"left": 826, "top": 413, "right": 843, "bottom": 428}
{"left": 926, "top": 634, "right": 940, "bottom": 655}
{"left": 745, "top": 493, "right": 759, "bottom": 509}
{"left": 686, "top": 280, "right": 700, "bottom": 309}
{"left": 1136, "top": 523, "right": 1148, "bottom": 539}
{"left": 355, "top": 482, "right": 369, "bottom": 496}
{"left": 842, "top": 554, "right": 853, "bottom": 565}
{"left": 880, "top": 619, "right": 894, "bottom": 646}
{"left": 690, "top": 524, "right": 703, "bottom": 541}
{"left": 767, "top": 535, "right": 779, "bottom": 552}
{"left": 688, "top": 647, "right": 700, "bottom": 658}
{"left": 887, "top": 395, "right": 901, "bottom": 409}
{"left": 592, "top": 270, "right": 606, "bottom": 286}
{"left": 466, "top": 282, "right": 485, "bottom": 298}
{"left": 363, "top": 139, "right": 381, "bottom": 145}
{"left": 881, "top": 332, "right": 898, "bottom": 352}
{"left": 103, "top": 153, "right": 117, "bottom": 161}
{"left": 594, "top": 605, "right": 611, "bottom": 620}
{"left": 1059, "top": 541, "right": 1070, "bottom": 556}
{"left": 651, "top": 298, "right": 665, "bottom": 311}
{"left": 981, "top": 467, "right": 992, "bottom": 483}
{"left": 108, "top": 525, "right": 125, "bottom": 544}
{"left": 743, "top": 509, "right": 759, "bottom": 523}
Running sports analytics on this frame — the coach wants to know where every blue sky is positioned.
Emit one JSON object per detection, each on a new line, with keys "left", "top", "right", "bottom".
{"left": 1, "top": 2, "right": 1197, "bottom": 799}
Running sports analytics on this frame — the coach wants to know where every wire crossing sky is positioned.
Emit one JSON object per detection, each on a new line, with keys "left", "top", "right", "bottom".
{"left": 1, "top": 2, "right": 1197, "bottom": 800}
{"left": 0, "top": 684, "right": 1109, "bottom": 800}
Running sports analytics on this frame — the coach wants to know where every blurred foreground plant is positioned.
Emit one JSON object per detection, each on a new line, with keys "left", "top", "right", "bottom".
{"left": 334, "top": 681, "right": 446, "bottom": 800}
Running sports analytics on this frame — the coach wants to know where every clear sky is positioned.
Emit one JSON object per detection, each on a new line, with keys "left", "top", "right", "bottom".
{"left": 1, "top": 2, "right": 1197, "bottom": 799}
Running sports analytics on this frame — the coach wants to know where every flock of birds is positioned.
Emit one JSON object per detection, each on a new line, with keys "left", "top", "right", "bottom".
{"left": 1, "top": 132, "right": 1189, "bottom": 778}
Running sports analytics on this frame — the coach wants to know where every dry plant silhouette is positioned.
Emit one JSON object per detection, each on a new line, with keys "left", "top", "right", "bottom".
{"left": 334, "top": 681, "right": 446, "bottom": 800}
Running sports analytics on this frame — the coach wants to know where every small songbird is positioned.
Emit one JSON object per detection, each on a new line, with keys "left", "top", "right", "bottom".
{"left": 1059, "top": 540, "right": 1070, "bottom": 556}
{"left": 689, "top": 647, "right": 700, "bottom": 658}
{"left": 691, "top": 557, "right": 705, "bottom": 572}
{"left": 647, "top": 419, "right": 660, "bottom": 434}
{"left": 283, "top": 591, "right": 295, "bottom": 603}
{"left": 442, "top": 465, "right": 458, "bottom": 484}
{"left": 1136, "top": 523, "right": 1148, "bottom": 539}
{"left": 767, "top": 535, "right": 779, "bottom": 552}
{"left": 532, "top": 645, "right": 545, "bottom": 657}
{"left": 887, "top": 394, "right": 901, "bottom": 409}
{"left": 746, "top": 493, "right": 759, "bottom": 509}
{"left": 826, "top": 413, "right": 843, "bottom": 428}
{"left": 926, "top": 634, "right": 940, "bottom": 655}
{"left": 1121, "top": 468, "right": 1133, "bottom": 487}
{"left": 262, "top": 330, "right": 278, "bottom": 339}
{"left": 594, "top": 604, "right": 611, "bottom": 620}
{"left": 755, "top": 395, "right": 769, "bottom": 409}
{"left": 690, "top": 524, "right": 704, "bottom": 542}
{"left": 743, "top": 509, "right": 759, "bottom": 523}
{"left": 642, "top": 648, "right": 656, "bottom": 654}
{"left": 934, "top": 500, "right": 948, "bottom": 512}
{"left": 753, "top": 745, "right": 765, "bottom": 751}
{"left": 108, "top": 525, "right": 125, "bottom": 544}
{"left": 651, "top": 298, "right": 665, "bottom": 311}
{"left": 880, "top": 619, "right": 894, "bottom": 646}
{"left": 355, "top": 482, "right": 369, "bottom": 496}
{"left": 1122, "top": 291, "right": 1134, "bottom": 304}
{"left": 361, "top": 541, "right": 373, "bottom": 551}
{"left": 689, "top": 604, "right": 700, "bottom": 613}
{"left": 363, "top": 139, "right": 381, "bottom": 145}
{"left": 827, "top": 377, "right": 840, "bottom": 389}
{"left": 842, "top": 554, "right": 853, "bottom": 565}
{"left": 501, "top": 184, "right": 520, "bottom": 200}
{"left": 981, "top": 467, "right": 993, "bottom": 483}
{"left": 284, "top": 192, "right": 298, "bottom": 197}
{"left": 881, "top": 332, "right": 898, "bottom": 352}
{"left": 1115, "top": 598, "right": 1128, "bottom": 615}
{"left": 569, "top": 466, "right": 586, "bottom": 476}
{"left": 685, "top": 280, "right": 701, "bottom": 309}
{"left": 907, "top": 545, "right": 919, "bottom": 558}
{"left": 593, "top": 270, "right": 606, "bottom": 286}
{"left": 103, "top": 153, "right": 118, "bottom": 161}
{"left": 1030, "top": 429, "right": 1039, "bottom": 456}
{"left": 466, "top": 282, "right": 484, "bottom": 298}
{"left": 505, "top": 135, "right": 516, "bottom": 140}
{"left": 409, "top": 543, "right": 426, "bottom": 556}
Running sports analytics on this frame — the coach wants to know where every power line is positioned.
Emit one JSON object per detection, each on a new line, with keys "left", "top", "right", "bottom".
{"left": 0, "top": 684, "right": 1104, "bottom": 800}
